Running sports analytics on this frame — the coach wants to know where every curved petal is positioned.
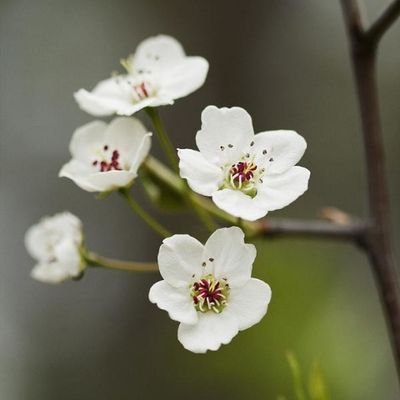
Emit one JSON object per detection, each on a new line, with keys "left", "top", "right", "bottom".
{"left": 25, "top": 213, "right": 82, "bottom": 262}
{"left": 30, "top": 262, "right": 74, "bottom": 284}
{"left": 24, "top": 224, "right": 50, "bottom": 261}
{"left": 69, "top": 120, "right": 107, "bottom": 162}
{"left": 228, "top": 278, "right": 271, "bottom": 330}
{"left": 178, "top": 149, "right": 222, "bottom": 196}
{"left": 59, "top": 160, "right": 101, "bottom": 192}
{"left": 203, "top": 227, "right": 256, "bottom": 287}
{"left": 82, "top": 170, "right": 136, "bottom": 192}
{"left": 177, "top": 311, "right": 239, "bottom": 353}
{"left": 74, "top": 76, "right": 138, "bottom": 117}
{"left": 158, "top": 234, "right": 204, "bottom": 288}
{"left": 158, "top": 57, "right": 208, "bottom": 100}
{"left": 212, "top": 189, "right": 269, "bottom": 221}
{"left": 196, "top": 106, "right": 255, "bottom": 164}
{"left": 74, "top": 75, "right": 154, "bottom": 116}
{"left": 74, "top": 88, "right": 115, "bottom": 117}
{"left": 149, "top": 280, "right": 198, "bottom": 325}
{"left": 253, "top": 130, "right": 307, "bottom": 174}
{"left": 59, "top": 160, "right": 135, "bottom": 192}
{"left": 105, "top": 117, "right": 152, "bottom": 170}
{"left": 53, "top": 239, "right": 82, "bottom": 276}
{"left": 257, "top": 166, "right": 310, "bottom": 211}
{"left": 133, "top": 35, "right": 185, "bottom": 73}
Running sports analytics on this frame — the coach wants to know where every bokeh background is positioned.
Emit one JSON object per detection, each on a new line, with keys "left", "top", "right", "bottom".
{"left": 1, "top": 0, "right": 399, "bottom": 398}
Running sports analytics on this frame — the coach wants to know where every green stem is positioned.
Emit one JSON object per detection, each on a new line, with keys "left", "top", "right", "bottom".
{"left": 142, "top": 157, "right": 258, "bottom": 235}
{"left": 183, "top": 183, "right": 218, "bottom": 232}
{"left": 144, "top": 110, "right": 217, "bottom": 231}
{"left": 86, "top": 252, "right": 158, "bottom": 273}
{"left": 146, "top": 107, "right": 179, "bottom": 172}
{"left": 119, "top": 187, "right": 171, "bottom": 238}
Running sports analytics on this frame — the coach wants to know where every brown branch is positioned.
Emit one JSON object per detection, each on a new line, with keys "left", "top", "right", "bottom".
{"left": 366, "top": 0, "right": 400, "bottom": 44}
{"left": 341, "top": 0, "right": 400, "bottom": 379}
{"left": 257, "top": 218, "right": 369, "bottom": 245}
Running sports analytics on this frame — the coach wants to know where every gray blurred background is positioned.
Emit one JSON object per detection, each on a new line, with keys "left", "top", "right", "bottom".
{"left": 1, "top": 0, "right": 399, "bottom": 399}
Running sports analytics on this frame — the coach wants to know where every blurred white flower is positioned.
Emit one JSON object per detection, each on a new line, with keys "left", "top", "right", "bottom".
{"left": 178, "top": 106, "right": 310, "bottom": 221}
{"left": 59, "top": 117, "right": 151, "bottom": 192}
{"left": 74, "top": 35, "right": 209, "bottom": 116}
{"left": 149, "top": 227, "right": 271, "bottom": 353}
{"left": 25, "top": 212, "right": 85, "bottom": 284}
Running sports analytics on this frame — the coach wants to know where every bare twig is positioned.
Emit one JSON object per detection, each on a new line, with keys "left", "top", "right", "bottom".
{"left": 256, "top": 218, "right": 369, "bottom": 245}
{"left": 366, "top": 0, "right": 400, "bottom": 44}
{"left": 341, "top": 0, "right": 400, "bottom": 378}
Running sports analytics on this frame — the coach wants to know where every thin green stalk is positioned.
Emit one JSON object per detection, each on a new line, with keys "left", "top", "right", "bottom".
{"left": 183, "top": 183, "right": 218, "bottom": 232}
{"left": 142, "top": 157, "right": 258, "bottom": 234}
{"left": 86, "top": 252, "right": 158, "bottom": 273}
{"left": 143, "top": 110, "right": 217, "bottom": 231}
{"left": 146, "top": 107, "right": 179, "bottom": 172}
{"left": 119, "top": 187, "right": 171, "bottom": 238}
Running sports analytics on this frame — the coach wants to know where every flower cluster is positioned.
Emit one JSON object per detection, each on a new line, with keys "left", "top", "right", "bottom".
{"left": 25, "top": 35, "right": 310, "bottom": 353}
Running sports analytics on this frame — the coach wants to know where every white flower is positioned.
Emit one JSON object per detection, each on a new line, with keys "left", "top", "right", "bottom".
{"left": 178, "top": 106, "right": 310, "bottom": 221}
{"left": 149, "top": 227, "right": 271, "bottom": 353}
{"left": 59, "top": 117, "right": 151, "bottom": 192}
{"left": 74, "top": 35, "right": 209, "bottom": 117}
{"left": 25, "top": 212, "right": 85, "bottom": 284}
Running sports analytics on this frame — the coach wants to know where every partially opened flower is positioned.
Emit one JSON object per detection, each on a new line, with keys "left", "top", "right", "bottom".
{"left": 149, "top": 227, "right": 271, "bottom": 353}
{"left": 178, "top": 106, "right": 310, "bottom": 221}
{"left": 74, "top": 35, "right": 209, "bottom": 117}
{"left": 59, "top": 117, "right": 151, "bottom": 192}
{"left": 25, "top": 212, "right": 85, "bottom": 284}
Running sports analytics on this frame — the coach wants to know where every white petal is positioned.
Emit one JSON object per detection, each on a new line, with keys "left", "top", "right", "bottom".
{"left": 158, "top": 57, "right": 208, "bottom": 100}
{"left": 177, "top": 311, "right": 239, "bottom": 353}
{"left": 74, "top": 77, "right": 129, "bottom": 116}
{"left": 69, "top": 120, "right": 107, "bottom": 162}
{"left": 59, "top": 160, "right": 135, "bottom": 192}
{"left": 149, "top": 281, "right": 198, "bottom": 325}
{"left": 157, "top": 234, "right": 204, "bottom": 288}
{"left": 257, "top": 166, "right": 310, "bottom": 211}
{"left": 25, "top": 212, "right": 82, "bottom": 262}
{"left": 196, "top": 106, "right": 255, "bottom": 164}
{"left": 212, "top": 189, "right": 270, "bottom": 221}
{"left": 74, "top": 88, "right": 115, "bottom": 117}
{"left": 59, "top": 160, "right": 98, "bottom": 192}
{"left": 31, "top": 263, "right": 74, "bottom": 284}
{"left": 253, "top": 130, "right": 307, "bottom": 174}
{"left": 133, "top": 35, "right": 185, "bottom": 72}
{"left": 178, "top": 149, "right": 222, "bottom": 196}
{"left": 228, "top": 278, "right": 271, "bottom": 330}
{"left": 53, "top": 239, "right": 82, "bottom": 276}
{"left": 80, "top": 170, "right": 136, "bottom": 192}
{"left": 105, "top": 117, "right": 152, "bottom": 171}
{"left": 74, "top": 76, "right": 139, "bottom": 117}
{"left": 25, "top": 223, "right": 52, "bottom": 261}
{"left": 203, "top": 227, "right": 256, "bottom": 287}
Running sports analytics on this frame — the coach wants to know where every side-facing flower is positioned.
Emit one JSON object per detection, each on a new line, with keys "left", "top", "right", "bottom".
{"left": 149, "top": 227, "right": 271, "bottom": 353}
{"left": 74, "top": 35, "right": 209, "bottom": 117}
{"left": 59, "top": 117, "right": 151, "bottom": 192}
{"left": 178, "top": 106, "right": 310, "bottom": 221}
{"left": 25, "top": 212, "right": 85, "bottom": 284}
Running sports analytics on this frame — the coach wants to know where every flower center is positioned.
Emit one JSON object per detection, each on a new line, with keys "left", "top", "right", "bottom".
{"left": 92, "top": 145, "right": 122, "bottom": 172}
{"left": 190, "top": 274, "right": 230, "bottom": 314}
{"left": 222, "top": 158, "right": 264, "bottom": 197}
{"left": 131, "top": 81, "right": 155, "bottom": 102}
{"left": 230, "top": 161, "right": 257, "bottom": 185}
